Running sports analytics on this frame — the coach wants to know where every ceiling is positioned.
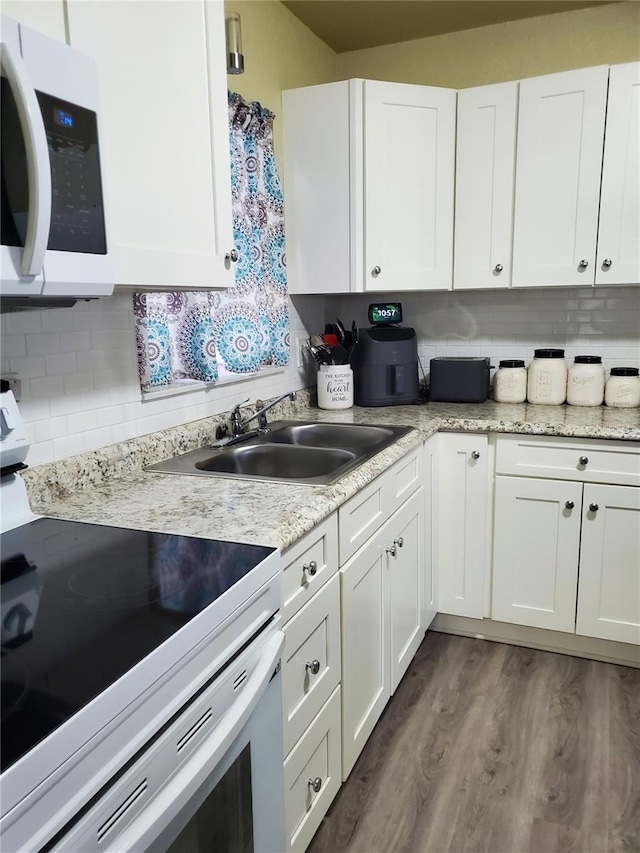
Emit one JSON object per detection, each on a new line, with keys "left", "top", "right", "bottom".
{"left": 281, "top": 1, "right": 617, "bottom": 53}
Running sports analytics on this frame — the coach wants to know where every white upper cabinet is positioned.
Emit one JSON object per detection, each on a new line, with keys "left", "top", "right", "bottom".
{"left": 596, "top": 62, "right": 640, "bottom": 286}
{"left": 454, "top": 82, "right": 518, "bottom": 290}
{"left": 363, "top": 81, "right": 455, "bottom": 292}
{"left": 66, "top": 0, "right": 234, "bottom": 290}
{"left": 511, "top": 66, "right": 609, "bottom": 288}
{"left": 282, "top": 79, "right": 455, "bottom": 294}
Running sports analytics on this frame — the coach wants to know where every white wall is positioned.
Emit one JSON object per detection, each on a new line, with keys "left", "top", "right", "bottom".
{"left": 329, "top": 286, "right": 640, "bottom": 383}
{"left": 1, "top": 292, "right": 321, "bottom": 466}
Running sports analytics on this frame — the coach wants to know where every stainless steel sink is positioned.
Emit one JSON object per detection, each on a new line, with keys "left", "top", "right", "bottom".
{"left": 195, "top": 444, "right": 356, "bottom": 479}
{"left": 267, "top": 422, "right": 397, "bottom": 450}
{"left": 146, "top": 420, "right": 413, "bottom": 485}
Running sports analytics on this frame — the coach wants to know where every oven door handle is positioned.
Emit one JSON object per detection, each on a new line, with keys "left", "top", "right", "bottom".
{"left": 118, "top": 627, "right": 285, "bottom": 853}
{"left": 0, "top": 39, "right": 52, "bottom": 276}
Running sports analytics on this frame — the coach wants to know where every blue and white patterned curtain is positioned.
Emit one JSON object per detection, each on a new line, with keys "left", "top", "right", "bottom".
{"left": 134, "top": 93, "right": 289, "bottom": 392}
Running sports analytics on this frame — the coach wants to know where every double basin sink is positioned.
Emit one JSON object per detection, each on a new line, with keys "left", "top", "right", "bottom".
{"left": 147, "top": 421, "right": 413, "bottom": 486}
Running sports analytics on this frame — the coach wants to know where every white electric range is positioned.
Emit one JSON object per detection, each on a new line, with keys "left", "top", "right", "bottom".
{"left": 0, "top": 385, "right": 285, "bottom": 853}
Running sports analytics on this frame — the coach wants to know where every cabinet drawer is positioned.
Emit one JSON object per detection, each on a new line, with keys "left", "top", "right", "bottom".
{"left": 282, "top": 514, "right": 338, "bottom": 622}
{"left": 283, "top": 686, "right": 342, "bottom": 853}
{"left": 339, "top": 446, "right": 422, "bottom": 563}
{"left": 496, "top": 434, "right": 640, "bottom": 486}
{"left": 282, "top": 574, "right": 341, "bottom": 755}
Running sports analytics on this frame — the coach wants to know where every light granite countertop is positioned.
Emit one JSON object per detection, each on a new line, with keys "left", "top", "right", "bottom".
{"left": 23, "top": 397, "right": 640, "bottom": 551}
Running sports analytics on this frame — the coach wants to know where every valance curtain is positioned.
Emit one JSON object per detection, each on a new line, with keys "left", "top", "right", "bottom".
{"left": 134, "top": 93, "right": 289, "bottom": 392}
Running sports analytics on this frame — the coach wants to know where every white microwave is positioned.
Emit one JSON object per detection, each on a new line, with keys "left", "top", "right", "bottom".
{"left": 0, "top": 16, "right": 112, "bottom": 306}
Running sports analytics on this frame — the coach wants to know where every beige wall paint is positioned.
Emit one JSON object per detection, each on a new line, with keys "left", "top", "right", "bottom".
{"left": 336, "top": 1, "right": 640, "bottom": 87}
{"left": 224, "top": 1, "right": 337, "bottom": 166}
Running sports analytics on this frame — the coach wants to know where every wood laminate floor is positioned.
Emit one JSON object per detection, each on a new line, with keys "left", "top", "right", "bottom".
{"left": 308, "top": 633, "right": 640, "bottom": 853}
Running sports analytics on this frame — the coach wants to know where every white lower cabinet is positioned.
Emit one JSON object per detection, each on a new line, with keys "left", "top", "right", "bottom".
{"left": 492, "top": 435, "right": 640, "bottom": 646}
{"left": 492, "top": 475, "right": 583, "bottom": 632}
{"left": 341, "top": 486, "right": 424, "bottom": 780}
{"left": 576, "top": 484, "right": 640, "bottom": 645}
{"left": 283, "top": 686, "right": 342, "bottom": 853}
{"left": 281, "top": 516, "right": 341, "bottom": 853}
{"left": 435, "top": 433, "right": 490, "bottom": 618}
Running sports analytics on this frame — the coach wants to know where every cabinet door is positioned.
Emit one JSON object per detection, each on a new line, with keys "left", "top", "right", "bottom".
{"left": 576, "top": 484, "right": 640, "bottom": 645}
{"left": 492, "top": 476, "right": 583, "bottom": 632}
{"left": 363, "top": 80, "right": 455, "bottom": 292}
{"left": 340, "top": 530, "right": 389, "bottom": 780}
{"left": 454, "top": 82, "right": 518, "bottom": 289}
{"left": 596, "top": 62, "right": 640, "bottom": 286}
{"left": 389, "top": 487, "right": 424, "bottom": 694}
{"left": 422, "top": 435, "right": 438, "bottom": 631}
{"left": 436, "top": 433, "right": 489, "bottom": 618}
{"left": 67, "top": 0, "right": 234, "bottom": 289}
{"left": 512, "top": 66, "right": 608, "bottom": 287}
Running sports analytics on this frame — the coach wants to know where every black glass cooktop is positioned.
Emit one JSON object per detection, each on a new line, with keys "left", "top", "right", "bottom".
{"left": 0, "top": 518, "right": 274, "bottom": 773}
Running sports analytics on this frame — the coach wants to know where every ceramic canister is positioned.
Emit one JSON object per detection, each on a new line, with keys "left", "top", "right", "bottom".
{"left": 317, "top": 365, "right": 353, "bottom": 410}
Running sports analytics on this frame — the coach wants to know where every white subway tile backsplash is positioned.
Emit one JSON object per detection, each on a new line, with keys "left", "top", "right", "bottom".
{"left": 30, "top": 375, "right": 64, "bottom": 399}
{"left": 66, "top": 410, "right": 98, "bottom": 435}
{"left": 45, "top": 352, "right": 79, "bottom": 376}
{"left": 26, "top": 333, "right": 61, "bottom": 356}
{"left": 35, "top": 416, "right": 70, "bottom": 443}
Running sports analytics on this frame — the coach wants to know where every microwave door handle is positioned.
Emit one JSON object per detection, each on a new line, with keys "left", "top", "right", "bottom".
{"left": 116, "top": 628, "right": 286, "bottom": 853}
{"left": 0, "top": 40, "right": 51, "bottom": 276}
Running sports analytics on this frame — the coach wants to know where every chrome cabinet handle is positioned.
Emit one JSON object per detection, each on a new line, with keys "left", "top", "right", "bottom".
{"left": 589, "top": 502, "right": 599, "bottom": 513}
{"left": 303, "top": 560, "right": 318, "bottom": 577}
{"left": 393, "top": 536, "right": 404, "bottom": 549}
{"left": 579, "top": 456, "right": 589, "bottom": 466}
{"left": 494, "top": 263, "right": 504, "bottom": 273}
{"left": 371, "top": 265, "right": 381, "bottom": 276}
{"left": 602, "top": 258, "right": 612, "bottom": 269}
{"left": 306, "top": 659, "right": 320, "bottom": 676}
{"left": 386, "top": 544, "right": 397, "bottom": 558}
{"left": 471, "top": 451, "right": 480, "bottom": 460}
{"left": 308, "top": 777, "right": 322, "bottom": 793}
{"left": 578, "top": 259, "right": 589, "bottom": 270}
{"left": 565, "top": 500, "right": 575, "bottom": 510}
{"left": 225, "top": 249, "right": 239, "bottom": 263}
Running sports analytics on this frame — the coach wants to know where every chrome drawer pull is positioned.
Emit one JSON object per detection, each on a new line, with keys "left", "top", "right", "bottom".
{"left": 306, "top": 660, "right": 320, "bottom": 676}
{"left": 386, "top": 544, "right": 397, "bottom": 558}
{"left": 303, "top": 560, "right": 318, "bottom": 577}
{"left": 589, "top": 503, "right": 599, "bottom": 513}
{"left": 308, "top": 777, "right": 322, "bottom": 793}
{"left": 579, "top": 456, "right": 589, "bottom": 466}
{"left": 565, "top": 500, "right": 574, "bottom": 510}
{"left": 393, "top": 536, "right": 404, "bottom": 548}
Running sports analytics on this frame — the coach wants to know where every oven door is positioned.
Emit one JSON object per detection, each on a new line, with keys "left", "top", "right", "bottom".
{"left": 51, "top": 619, "right": 286, "bottom": 853}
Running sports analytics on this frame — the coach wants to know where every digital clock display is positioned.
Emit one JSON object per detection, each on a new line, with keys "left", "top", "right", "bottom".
{"left": 54, "top": 109, "right": 74, "bottom": 128}
{"left": 368, "top": 302, "right": 403, "bottom": 325}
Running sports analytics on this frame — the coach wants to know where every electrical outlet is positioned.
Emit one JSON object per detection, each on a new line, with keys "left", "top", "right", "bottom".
{"left": 296, "top": 337, "right": 308, "bottom": 369}
{"left": 1, "top": 376, "right": 21, "bottom": 401}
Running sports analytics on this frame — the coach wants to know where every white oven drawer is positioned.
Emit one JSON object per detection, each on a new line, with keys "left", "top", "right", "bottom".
{"left": 495, "top": 434, "right": 640, "bottom": 486}
{"left": 282, "top": 514, "right": 338, "bottom": 622}
{"left": 283, "top": 686, "right": 341, "bottom": 853}
{"left": 282, "top": 574, "right": 341, "bottom": 755}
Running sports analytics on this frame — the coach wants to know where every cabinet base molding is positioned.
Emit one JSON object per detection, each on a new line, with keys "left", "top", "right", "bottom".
{"left": 431, "top": 614, "right": 639, "bottom": 668}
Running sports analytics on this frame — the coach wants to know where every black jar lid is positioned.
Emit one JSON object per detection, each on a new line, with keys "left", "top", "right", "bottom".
{"left": 610, "top": 367, "right": 640, "bottom": 376}
{"left": 533, "top": 348, "right": 565, "bottom": 358}
{"left": 574, "top": 355, "right": 602, "bottom": 364}
{"left": 499, "top": 359, "right": 526, "bottom": 368}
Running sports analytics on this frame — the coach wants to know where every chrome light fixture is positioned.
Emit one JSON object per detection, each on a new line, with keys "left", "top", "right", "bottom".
{"left": 225, "top": 12, "right": 244, "bottom": 75}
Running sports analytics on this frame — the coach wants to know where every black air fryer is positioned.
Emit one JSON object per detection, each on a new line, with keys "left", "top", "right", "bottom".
{"left": 351, "top": 303, "right": 419, "bottom": 406}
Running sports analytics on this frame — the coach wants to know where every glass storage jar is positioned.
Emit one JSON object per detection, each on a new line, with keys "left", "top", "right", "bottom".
{"left": 527, "top": 349, "right": 567, "bottom": 405}
{"left": 604, "top": 367, "right": 640, "bottom": 408}
{"left": 494, "top": 360, "right": 527, "bottom": 403}
{"left": 567, "top": 356, "right": 605, "bottom": 407}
